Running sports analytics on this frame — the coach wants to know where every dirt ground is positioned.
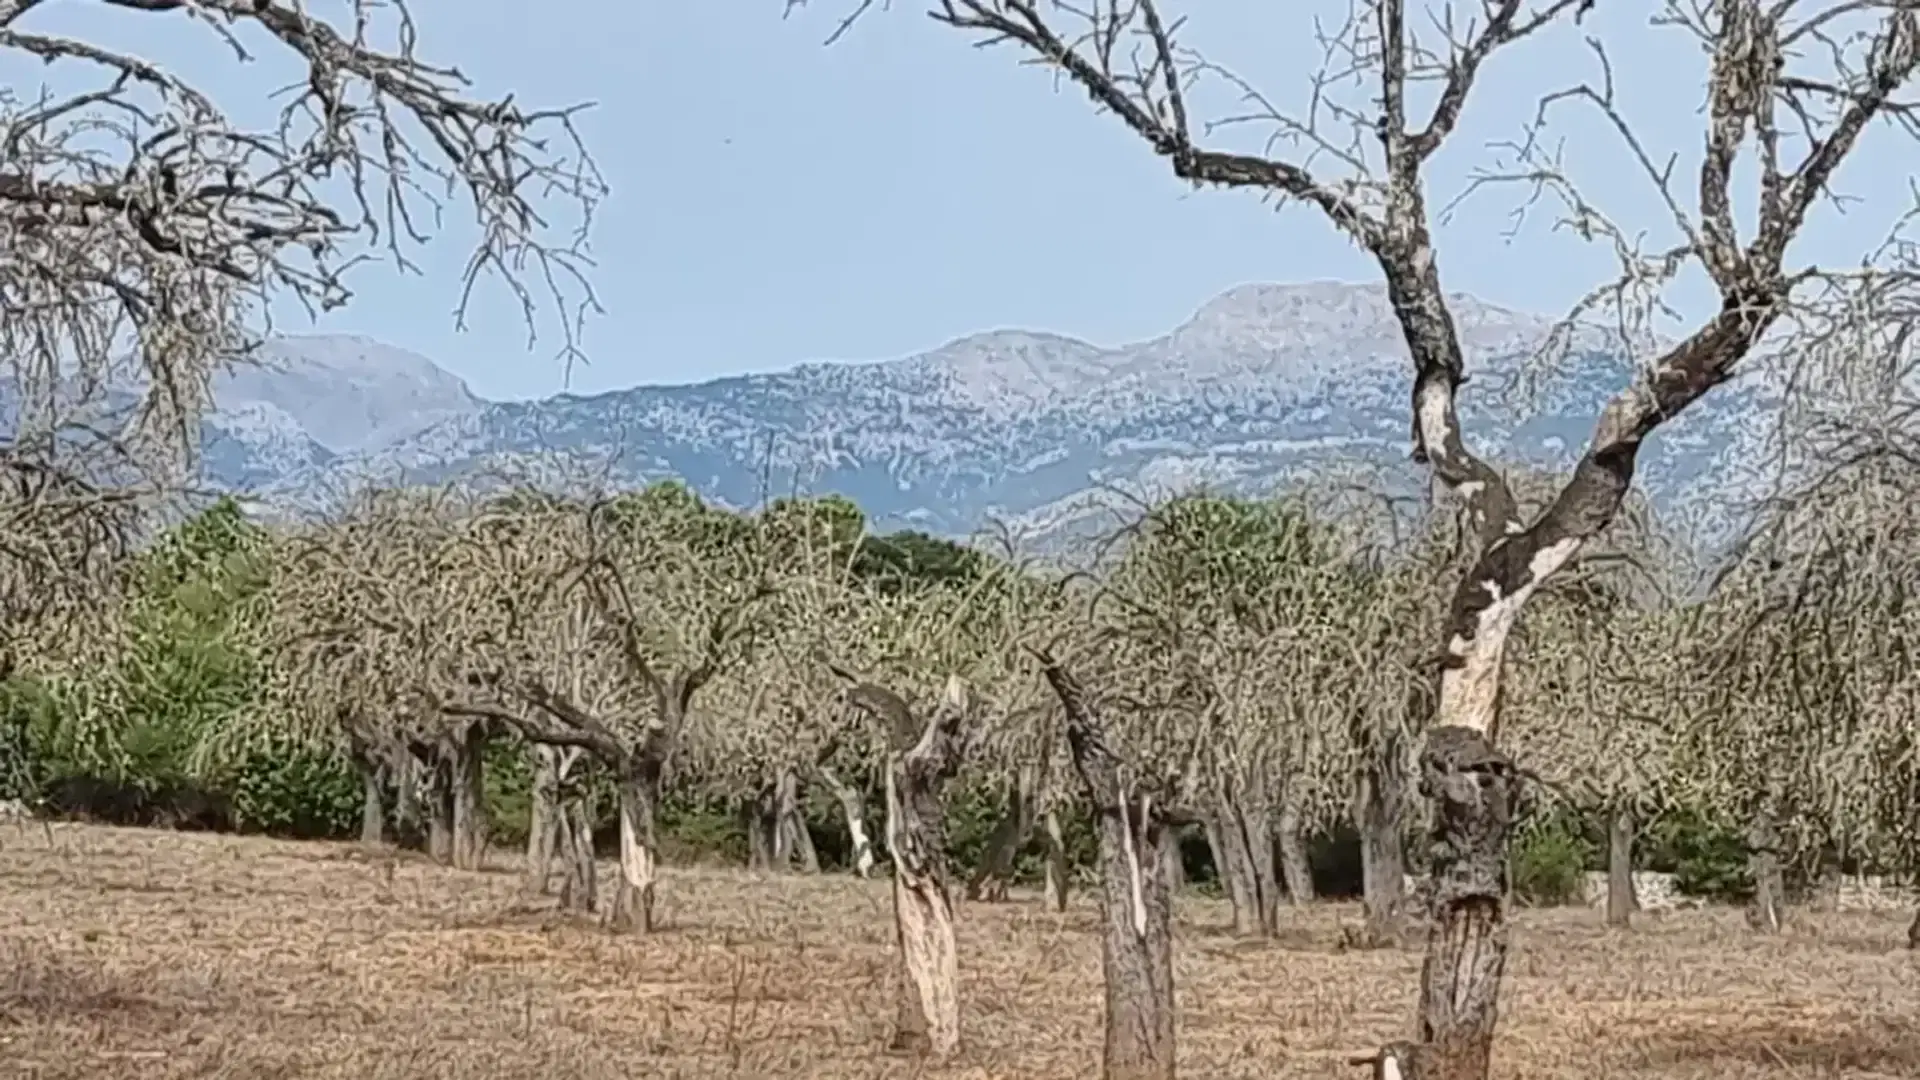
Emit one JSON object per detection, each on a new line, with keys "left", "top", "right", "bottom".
{"left": 0, "top": 824, "right": 1916, "bottom": 1080}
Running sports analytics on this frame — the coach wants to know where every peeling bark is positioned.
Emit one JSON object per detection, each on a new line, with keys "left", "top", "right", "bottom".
{"left": 1605, "top": 807, "right": 1636, "bottom": 929}
{"left": 1039, "top": 655, "right": 1177, "bottom": 1080}
{"left": 864, "top": 676, "right": 970, "bottom": 1059}
{"left": 609, "top": 759, "right": 662, "bottom": 933}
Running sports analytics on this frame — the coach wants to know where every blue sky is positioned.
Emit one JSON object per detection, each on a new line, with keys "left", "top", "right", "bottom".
{"left": 9, "top": 1, "right": 1915, "bottom": 402}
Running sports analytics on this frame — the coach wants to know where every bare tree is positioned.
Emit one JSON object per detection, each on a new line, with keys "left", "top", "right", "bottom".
{"left": 792, "top": 1, "right": 1920, "bottom": 1073}
{"left": 0, "top": 0, "right": 603, "bottom": 485}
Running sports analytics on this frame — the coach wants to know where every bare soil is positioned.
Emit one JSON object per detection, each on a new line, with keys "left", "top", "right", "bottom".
{"left": 1, "top": 823, "right": 1916, "bottom": 1078}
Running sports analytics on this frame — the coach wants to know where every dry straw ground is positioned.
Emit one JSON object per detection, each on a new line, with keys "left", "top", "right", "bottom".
{"left": 1, "top": 824, "right": 1917, "bottom": 1079}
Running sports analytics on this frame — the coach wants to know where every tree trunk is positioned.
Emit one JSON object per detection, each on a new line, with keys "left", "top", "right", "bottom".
{"left": 1042, "top": 807, "right": 1071, "bottom": 912}
{"left": 609, "top": 757, "right": 662, "bottom": 933}
{"left": 393, "top": 752, "right": 423, "bottom": 850}
{"left": 1206, "top": 806, "right": 1262, "bottom": 936}
{"left": 558, "top": 793, "right": 598, "bottom": 915}
{"left": 1906, "top": 907, "right": 1920, "bottom": 950}
{"left": 1161, "top": 825, "right": 1186, "bottom": 893}
{"left": 744, "top": 788, "right": 778, "bottom": 872}
{"left": 1605, "top": 807, "right": 1636, "bottom": 929}
{"left": 880, "top": 679, "right": 970, "bottom": 1059}
{"left": 1277, "top": 797, "right": 1315, "bottom": 906}
{"left": 1745, "top": 813, "right": 1786, "bottom": 934}
{"left": 968, "top": 764, "right": 1041, "bottom": 902}
{"left": 357, "top": 757, "right": 385, "bottom": 848}
{"left": 448, "top": 728, "right": 488, "bottom": 872}
{"left": 426, "top": 753, "right": 455, "bottom": 866}
{"left": 1410, "top": 726, "right": 1521, "bottom": 1080}
{"left": 819, "top": 764, "right": 876, "bottom": 878}
{"left": 525, "top": 745, "right": 561, "bottom": 895}
{"left": 1040, "top": 658, "right": 1175, "bottom": 1080}
{"left": 773, "top": 770, "right": 818, "bottom": 873}
{"left": 1354, "top": 741, "right": 1407, "bottom": 944}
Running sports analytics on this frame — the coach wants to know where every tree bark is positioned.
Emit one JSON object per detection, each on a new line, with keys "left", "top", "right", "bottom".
{"left": 878, "top": 679, "right": 970, "bottom": 1060}
{"left": 609, "top": 758, "right": 662, "bottom": 934}
{"left": 1277, "top": 796, "right": 1315, "bottom": 906}
{"left": 426, "top": 752, "right": 455, "bottom": 866}
{"left": 1411, "top": 727, "right": 1521, "bottom": 1080}
{"left": 1042, "top": 807, "right": 1071, "bottom": 912}
{"left": 1355, "top": 740, "right": 1407, "bottom": 944}
{"left": 1161, "top": 825, "right": 1186, "bottom": 893}
{"left": 818, "top": 764, "right": 876, "bottom": 878}
{"left": 526, "top": 744, "right": 562, "bottom": 895}
{"left": 744, "top": 787, "right": 778, "bottom": 872}
{"left": 558, "top": 793, "right": 598, "bottom": 915}
{"left": 968, "top": 763, "right": 1042, "bottom": 902}
{"left": 1206, "top": 803, "right": 1262, "bottom": 936}
{"left": 1039, "top": 657, "right": 1176, "bottom": 1080}
{"left": 1745, "top": 812, "right": 1786, "bottom": 934}
{"left": 1906, "top": 907, "right": 1920, "bottom": 950}
{"left": 1605, "top": 806, "right": 1636, "bottom": 929}
{"left": 448, "top": 727, "right": 489, "bottom": 872}
{"left": 356, "top": 757, "right": 385, "bottom": 848}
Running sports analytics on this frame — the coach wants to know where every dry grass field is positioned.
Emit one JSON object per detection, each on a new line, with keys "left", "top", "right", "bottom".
{"left": 1, "top": 824, "right": 1917, "bottom": 1080}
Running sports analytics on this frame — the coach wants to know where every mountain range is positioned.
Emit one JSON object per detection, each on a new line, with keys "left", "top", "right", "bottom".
{"left": 146, "top": 282, "right": 1765, "bottom": 546}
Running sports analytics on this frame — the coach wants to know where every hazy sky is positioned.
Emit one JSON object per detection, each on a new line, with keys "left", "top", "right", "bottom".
{"left": 10, "top": 1, "right": 1915, "bottom": 401}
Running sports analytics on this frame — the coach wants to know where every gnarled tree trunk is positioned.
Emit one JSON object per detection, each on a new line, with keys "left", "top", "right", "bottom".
{"left": 425, "top": 750, "right": 455, "bottom": 866}
{"left": 447, "top": 726, "right": 489, "bottom": 872}
{"left": 1277, "top": 794, "right": 1314, "bottom": 906}
{"left": 526, "top": 744, "right": 562, "bottom": 894}
{"left": 1206, "top": 801, "right": 1262, "bottom": 936}
{"left": 356, "top": 755, "right": 385, "bottom": 848}
{"left": 1606, "top": 806, "right": 1636, "bottom": 929}
{"left": 875, "top": 677, "right": 970, "bottom": 1060}
{"left": 610, "top": 757, "right": 662, "bottom": 933}
{"left": 558, "top": 793, "right": 598, "bottom": 914}
{"left": 1039, "top": 655, "right": 1176, "bottom": 1080}
{"left": 1354, "top": 733, "right": 1407, "bottom": 945}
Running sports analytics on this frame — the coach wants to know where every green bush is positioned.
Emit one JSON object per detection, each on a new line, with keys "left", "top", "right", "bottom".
{"left": 1647, "top": 808, "right": 1751, "bottom": 902}
{"left": 1512, "top": 819, "right": 1595, "bottom": 906}
{"left": 228, "top": 746, "right": 361, "bottom": 839}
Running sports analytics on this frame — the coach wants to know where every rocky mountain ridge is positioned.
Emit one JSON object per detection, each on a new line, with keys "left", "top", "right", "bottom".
{"left": 105, "top": 282, "right": 1763, "bottom": 544}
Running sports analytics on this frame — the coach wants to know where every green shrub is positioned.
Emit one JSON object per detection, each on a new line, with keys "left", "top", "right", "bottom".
{"left": 228, "top": 746, "right": 360, "bottom": 839}
{"left": 1512, "top": 819, "right": 1595, "bottom": 906}
{"left": 1647, "top": 808, "right": 1751, "bottom": 902}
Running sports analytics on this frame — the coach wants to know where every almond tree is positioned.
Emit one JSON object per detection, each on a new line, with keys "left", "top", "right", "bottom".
{"left": 796, "top": 3, "right": 1920, "bottom": 1075}
{"left": 0, "top": 0, "right": 603, "bottom": 486}
{"left": 444, "top": 491, "right": 769, "bottom": 933}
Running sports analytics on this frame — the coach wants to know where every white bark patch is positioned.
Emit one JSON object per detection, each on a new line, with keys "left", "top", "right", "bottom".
{"left": 1440, "top": 536, "right": 1584, "bottom": 735}
{"left": 1415, "top": 380, "right": 1456, "bottom": 452}
{"left": 1117, "top": 789, "right": 1149, "bottom": 939}
{"left": 1381, "top": 1055, "right": 1405, "bottom": 1080}
{"left": 847, "top": 815, "right": 876, "bottom": 878}
{"left": 619, "top": 800, "right": 653, "bottom": 892}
